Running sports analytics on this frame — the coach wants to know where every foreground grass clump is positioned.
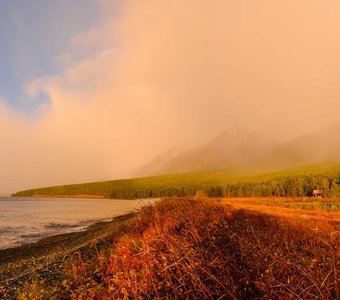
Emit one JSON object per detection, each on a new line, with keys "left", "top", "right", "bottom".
{"left": 19, "top": 198, "right": 339, "bottom": 299}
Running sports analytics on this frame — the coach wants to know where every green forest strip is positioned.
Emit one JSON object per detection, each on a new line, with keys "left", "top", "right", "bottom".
{"left": 13, "top": 162, "right": 340, "bottom": 199}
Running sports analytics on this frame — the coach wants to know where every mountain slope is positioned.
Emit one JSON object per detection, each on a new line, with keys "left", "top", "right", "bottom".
{"left": 135, "top": 130, "right": 278, "bottom": 176}
{"left": 135, "top": 119, "right": 340, "bottom": 176}
{"left": 134, "top": 147, "right": 184, "bottom": 177}
{"left": 255, "top": 119, "right": 340, "bottom": 170}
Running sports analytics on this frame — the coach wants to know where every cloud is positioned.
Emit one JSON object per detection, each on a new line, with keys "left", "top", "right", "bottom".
{"left": 2, "top": 0, "right": 340, "bottom": 194}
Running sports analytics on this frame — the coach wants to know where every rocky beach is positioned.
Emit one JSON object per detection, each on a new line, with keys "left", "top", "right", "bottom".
{"left": 0, "top": 212, "right": 135, "bottom": 299}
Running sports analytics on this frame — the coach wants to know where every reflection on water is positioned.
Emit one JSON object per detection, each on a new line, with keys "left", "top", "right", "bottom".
{"left": 0, "top": 197, "right": 156, "bottom": 249}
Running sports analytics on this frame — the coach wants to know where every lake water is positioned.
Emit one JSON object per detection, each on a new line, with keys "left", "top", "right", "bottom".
{"left": 0, "top": 197, "right": 155, "bottom": 249}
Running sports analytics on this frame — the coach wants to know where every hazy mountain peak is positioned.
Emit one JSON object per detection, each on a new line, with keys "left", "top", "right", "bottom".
{"left": 134, "top": 120, "right": 340, "bottom": 177}
{"left": 134, "top": 129, "right": 278, "bottom": 176}
{"left": 133, "top": 146, "right": 185, "bottom": 177}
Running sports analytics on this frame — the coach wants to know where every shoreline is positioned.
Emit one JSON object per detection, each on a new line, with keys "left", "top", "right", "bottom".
{"left": 11, "top": 194, "right": 106, "bottom": 199}
{"left": 0, "top": 211, "right": 136, "bottom": 299}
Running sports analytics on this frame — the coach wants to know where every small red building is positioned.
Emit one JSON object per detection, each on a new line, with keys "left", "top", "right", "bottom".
{"left": 312, "top": 189, "right": 322, "bottom": 198}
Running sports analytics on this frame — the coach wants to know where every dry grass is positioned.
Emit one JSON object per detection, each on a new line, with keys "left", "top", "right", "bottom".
{"left": 220, "top": 197, "right": 340, "bottom": 233}
{"left": 18, "top": 198, "right": 339, "bottom": 299}
{"left": 220, "top": 196, "right": 340, "bottom": 211}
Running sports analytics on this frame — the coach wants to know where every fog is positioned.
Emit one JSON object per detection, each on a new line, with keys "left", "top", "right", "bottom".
{"left": 1, "top": 0, "right": 340, "bottom": 194}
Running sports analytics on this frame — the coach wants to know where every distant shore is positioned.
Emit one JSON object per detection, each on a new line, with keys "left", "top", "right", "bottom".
{"left": 25, "top": 194, "right": 105, "bottom": 199}
{"left": 0, "top": 212, "right": 135, "bottom": 299}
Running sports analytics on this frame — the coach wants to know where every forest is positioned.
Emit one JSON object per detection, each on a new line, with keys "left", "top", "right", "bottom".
{"left": 13, "top": 162, "right": 340, "bottom": 199}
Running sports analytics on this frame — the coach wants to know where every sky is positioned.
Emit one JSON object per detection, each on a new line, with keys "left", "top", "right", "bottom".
{"left": 1, "top": 0, "right": 340, "bottom": 195}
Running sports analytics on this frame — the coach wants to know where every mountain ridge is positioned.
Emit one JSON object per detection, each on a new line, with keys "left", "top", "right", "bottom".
{"left": 134, "top": 120, "right": 340, "bottom": 176}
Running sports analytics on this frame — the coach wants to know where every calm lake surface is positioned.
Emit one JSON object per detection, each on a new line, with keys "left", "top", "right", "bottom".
{"left": 0, "top": 197, "right": 155, "bottom": 249}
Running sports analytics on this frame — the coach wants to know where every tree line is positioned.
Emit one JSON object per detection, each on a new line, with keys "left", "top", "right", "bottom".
{"left": 13, "top": 164, "right": 340, "bottom": 199}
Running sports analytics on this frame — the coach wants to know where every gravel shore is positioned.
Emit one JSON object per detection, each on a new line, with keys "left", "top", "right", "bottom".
{"left": 0, "top": 212, "right": 135, "bottom": 299}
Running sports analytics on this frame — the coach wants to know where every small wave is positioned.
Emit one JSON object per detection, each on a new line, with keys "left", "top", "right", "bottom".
{"left": 0, "top": 226, "right": 27, "bottom": 234}
{"left": 78, "top": 218, "right": 113, "bottom": 225}
{"left": 44, "top": 223, "right": 81, "bottom": 229}
{"left": 0, "top": 227, "right": 15, "bottom": 234}
{"left": 20, "top": 233, "right": 44, "bottom": 239}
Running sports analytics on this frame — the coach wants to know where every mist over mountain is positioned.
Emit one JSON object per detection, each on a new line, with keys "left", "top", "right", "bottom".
{"left": 135, "top": 129, "right": 278, "bottom": 176}
{"left": 135, "top": 120, "right": 340, "bottom": 176}
{"left": 255, "top": 119, "right": 340, "bottom": 170}
{"left": 134, "top": 147, "right": 185, "bottom": 177}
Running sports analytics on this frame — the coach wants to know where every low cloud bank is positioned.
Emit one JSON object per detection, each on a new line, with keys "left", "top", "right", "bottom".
{"left": 1, "top": 0, "right": 340, "bottom": 194}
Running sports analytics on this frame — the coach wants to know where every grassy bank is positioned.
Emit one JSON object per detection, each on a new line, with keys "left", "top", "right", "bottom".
{"left": 17, "top": 198, "right": 339, "bottom": 299}
{"left": 13, "top": 162, "right": 340, "bottom": 199}
{"left": 221, "top": 197, "right": 340, "bottom": 213}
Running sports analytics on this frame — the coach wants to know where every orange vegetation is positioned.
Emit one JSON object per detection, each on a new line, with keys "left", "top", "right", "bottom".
{"left": 219, "top": 197, "right": 340, "bottom": 233}
{"left": 19, "top": 198, "right": 339, "bottom": 299}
